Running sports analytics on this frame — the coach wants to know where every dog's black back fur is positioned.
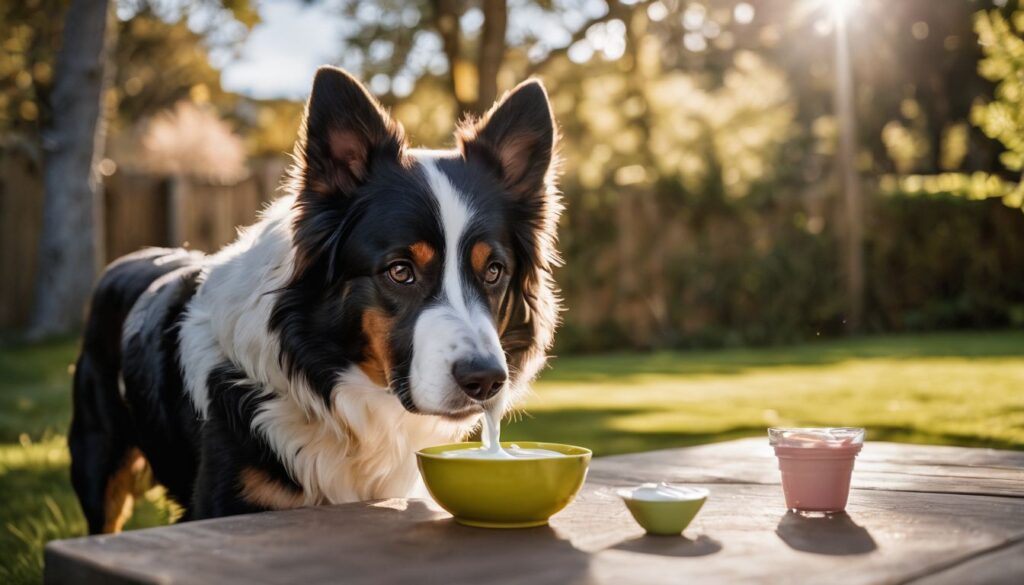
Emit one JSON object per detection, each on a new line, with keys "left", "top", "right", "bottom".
{"left": 72, "top": 247, "right": 311, "bottom": 531}
{"left": 69, "top": 248, "right": 203, "bottom": 533}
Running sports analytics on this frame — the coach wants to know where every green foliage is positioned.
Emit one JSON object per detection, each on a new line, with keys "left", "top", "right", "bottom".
{"left": 974, "top": 9, "right": 1024, "bottom": 169}
{"left": 867, "top": 194, "right": 1024, "bottom": 331}
{"left": 113, "top": 8, "right": 237, "bottom": 126}
{"left": 879, "top": 172, "right": 1013, "bottom": 201}
{"left": 556, "top": 173, "right": 1024, "bottom": 354}
{"left": 0, "top": 0, "right": 65, "bottom": 136}
{"left": 220, "top": 0, "right": 260, "bottom": 28}
{"left": 545, "top": 43, "right": 824, "bottom": 351}
{"left": 0, "top": 1, "right": 257, "bottom": 150}
{"left": 964, "top": 7, "right": 1024, "bottom": 208}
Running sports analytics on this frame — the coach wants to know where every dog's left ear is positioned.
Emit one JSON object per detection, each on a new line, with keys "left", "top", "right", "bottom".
{"left": 458, "top": 80, "right": 557, "bottom": 199}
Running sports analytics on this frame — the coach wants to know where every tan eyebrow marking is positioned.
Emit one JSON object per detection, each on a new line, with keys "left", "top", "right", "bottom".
{"left": 409, "top": 241, "right": 435, "bottom": 267}
{"left": 471, "top": 241, "right": 493, "bottom": 273}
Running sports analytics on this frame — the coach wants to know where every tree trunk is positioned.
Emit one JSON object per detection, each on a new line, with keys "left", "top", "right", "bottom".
{"left": 29, "top": 0, "right": 117, "bottom": 338}
{"left": 474, "top": 0, "right": 507, "bottom": 115}
{"left": 432, "top": 0, "right": 472, "bottom": 116}
{"left": 622, "top": 9, "right": 660, "bottom": 345}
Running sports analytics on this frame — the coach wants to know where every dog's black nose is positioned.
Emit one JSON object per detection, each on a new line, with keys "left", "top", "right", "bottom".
{"left": 452, "top": 356, "right": 507, "bottom": 401}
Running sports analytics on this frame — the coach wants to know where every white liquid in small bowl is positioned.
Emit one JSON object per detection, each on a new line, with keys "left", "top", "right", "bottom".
{"left": 617, "top": 482, "right": 710, "bottom": 502}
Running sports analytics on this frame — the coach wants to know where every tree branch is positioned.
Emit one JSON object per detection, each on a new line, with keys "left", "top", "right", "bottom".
{"left": 525, "top": 0, "right": 641, "bottom": 77}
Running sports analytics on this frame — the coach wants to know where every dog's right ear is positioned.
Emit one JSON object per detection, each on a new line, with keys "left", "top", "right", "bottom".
{"left": 297, "top": 66, "right": 405, "bottom": 196}
{"left": 288, "top": 68, "right": 405, "bottom": 284}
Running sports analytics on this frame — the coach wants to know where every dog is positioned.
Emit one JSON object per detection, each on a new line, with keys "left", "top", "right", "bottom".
{"left": 69, "top": 67, "right": 562, "bottom": 533}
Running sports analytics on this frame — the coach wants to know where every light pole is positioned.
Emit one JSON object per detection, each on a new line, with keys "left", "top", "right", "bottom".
{"left": 832, "top": 0, "right": 864, "bottom": 333}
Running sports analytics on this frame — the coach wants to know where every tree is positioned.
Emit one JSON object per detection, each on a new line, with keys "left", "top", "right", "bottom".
{"left": 20, "top": 0, "right": 258, "bottom": 337}
{"left": 0, "top": 1, "right": 247, "bottom": 142}
{"left": 970, "top": 6, "right": 1024, "bottom": 209}
{"left": 331, "top": 0, "right": 638, "bottom": 118}
{"left": 432, "top": 0, "right": 506, "bottom": 115}
{"left": 29, "top": 0, "right": 118, "bottom": 338}
{"left": 883, "top": 5, "right": 1024, "bottom": 210}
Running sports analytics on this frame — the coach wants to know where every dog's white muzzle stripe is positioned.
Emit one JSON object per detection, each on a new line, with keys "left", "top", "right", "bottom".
{"left": 408, "top": 155, "right": 507, "bottom": 413}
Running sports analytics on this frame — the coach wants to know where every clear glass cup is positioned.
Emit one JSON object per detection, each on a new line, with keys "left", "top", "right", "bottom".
{"left": 768, "top": 427, "right": 865, "bottom": 512}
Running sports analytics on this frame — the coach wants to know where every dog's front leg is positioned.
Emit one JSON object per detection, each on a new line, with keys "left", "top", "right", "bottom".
{"left": 191, "top": 364, "right": 306, "bottom": 519}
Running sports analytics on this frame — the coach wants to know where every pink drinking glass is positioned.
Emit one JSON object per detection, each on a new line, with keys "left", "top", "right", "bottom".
{"left": 768, "top": 427, "right": 865, "bottom": 512}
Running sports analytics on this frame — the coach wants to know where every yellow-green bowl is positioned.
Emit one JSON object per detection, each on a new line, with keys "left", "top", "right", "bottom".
{"left": 416, "top": 442, "right": 591, "bottom": 528}
{"left": 617, "top": 487, "right": 709, "bottom": 536}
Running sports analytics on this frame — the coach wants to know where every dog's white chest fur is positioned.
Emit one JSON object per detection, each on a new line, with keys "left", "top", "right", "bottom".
{"left": 253, "top": 370, "right": 466, "bottom": 503}
{"left": 178, "top": 197, "right": 470, "bottom": 505}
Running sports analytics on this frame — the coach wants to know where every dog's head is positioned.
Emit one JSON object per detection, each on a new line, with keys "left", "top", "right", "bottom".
{"left": 271, "top": 67, "right": 561, "bottom": 420}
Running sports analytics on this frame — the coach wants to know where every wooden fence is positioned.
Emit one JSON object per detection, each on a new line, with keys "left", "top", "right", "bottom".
{"left": 0, "top": 150, "right": 288, "bottom": 332}
{"left": 0, "top": 147, "right": 45, "bottom": 332}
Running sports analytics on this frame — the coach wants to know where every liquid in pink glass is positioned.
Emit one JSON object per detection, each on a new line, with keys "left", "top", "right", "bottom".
{"left": 768, "top": 427, "right": 864, "bottom": 512}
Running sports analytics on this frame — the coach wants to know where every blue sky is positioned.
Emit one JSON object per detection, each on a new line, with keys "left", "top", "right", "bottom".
{"left": 220, "top": 1, "right": 342, "bottom": 99}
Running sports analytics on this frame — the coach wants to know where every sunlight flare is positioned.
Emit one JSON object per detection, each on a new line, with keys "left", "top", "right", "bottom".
{"left": 829, "top": 0, "right": 858, "bottom": 23}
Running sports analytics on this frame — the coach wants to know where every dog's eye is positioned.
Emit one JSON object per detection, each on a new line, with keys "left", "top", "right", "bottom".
{"left": 387, "top": 261, "right": 415, "bottom": 285}
{"left": 484, "top": 262, "right": 504, "bottom": 285}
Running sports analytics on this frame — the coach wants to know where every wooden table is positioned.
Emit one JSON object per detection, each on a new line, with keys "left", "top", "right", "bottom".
{"left": 45, "top": 439, "right": 1024, "bottom": 584}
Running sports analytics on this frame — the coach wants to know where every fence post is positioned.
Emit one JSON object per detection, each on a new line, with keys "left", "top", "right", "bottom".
{"left": 167, "top": 173, "right": 185, "bottom": 248}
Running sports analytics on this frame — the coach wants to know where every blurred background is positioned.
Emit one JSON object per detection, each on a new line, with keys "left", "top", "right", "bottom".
{"left": 2, "top": 0, "right": 1024, "bottom": 581}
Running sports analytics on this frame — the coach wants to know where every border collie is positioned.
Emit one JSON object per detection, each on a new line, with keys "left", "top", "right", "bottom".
{"left": 69, "top": 67, "right": 562, "bottom": 533}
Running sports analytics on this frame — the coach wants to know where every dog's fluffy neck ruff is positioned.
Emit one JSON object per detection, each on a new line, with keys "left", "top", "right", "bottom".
{"left": 178, "top": 196, "right": 472, "bottom": 505}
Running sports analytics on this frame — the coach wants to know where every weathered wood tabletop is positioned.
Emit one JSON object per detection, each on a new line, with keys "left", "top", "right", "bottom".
{"left": 45, "top": 438, "right": 1024, "bottom": 584}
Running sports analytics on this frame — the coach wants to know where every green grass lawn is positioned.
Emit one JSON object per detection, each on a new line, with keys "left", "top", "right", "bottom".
{"left": 2, "top": 331, "right": 1023, "bottom": 583}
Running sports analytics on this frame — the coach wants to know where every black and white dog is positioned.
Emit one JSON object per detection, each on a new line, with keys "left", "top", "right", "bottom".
{"left": 69, "top": 67, "right": 562, "bottom": 533}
